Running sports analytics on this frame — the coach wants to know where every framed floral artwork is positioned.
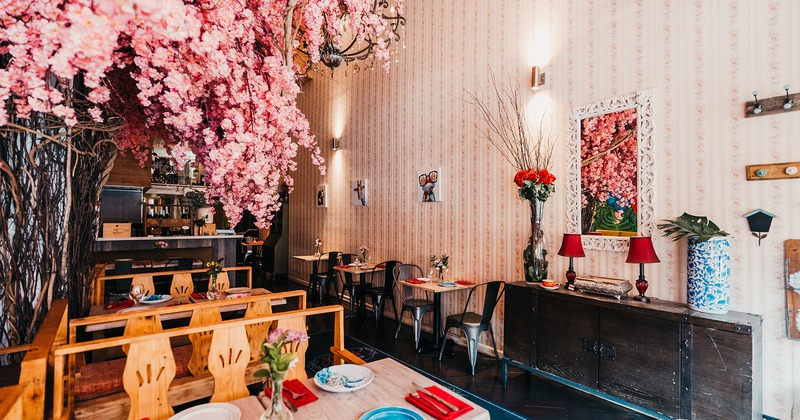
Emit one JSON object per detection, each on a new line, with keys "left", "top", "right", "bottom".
{"left": 419, "top": 168, "right": 441, "bottom": 202}
{"left": 316, "top": 185, "right": 327, "bottom": 208}
{"left": 351, "top": 179, "right": 368, "bottom": 206}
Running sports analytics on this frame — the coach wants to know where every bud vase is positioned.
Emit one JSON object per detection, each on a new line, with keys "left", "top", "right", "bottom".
{"left": 261, "top": 375, "right": 293, "bottom": 420}
{"left": 524, "top": 199, "right": 549, "bottom": 283}
{"left": 207, "top": 273, "right": 221, "bottom": 301}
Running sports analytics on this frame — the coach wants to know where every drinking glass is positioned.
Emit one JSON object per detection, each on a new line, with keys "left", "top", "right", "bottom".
{"left": 129, "top": 283, "right": 145, "bottom": 304}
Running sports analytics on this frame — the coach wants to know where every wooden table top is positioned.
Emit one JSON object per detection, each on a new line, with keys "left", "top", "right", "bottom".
{"left": 293, "top": 254, "right": 330, "bottom": 262}
{"left": 333, "top": 264, "right": 386, "bottom": 275}
{"left": 81, "top": 288, "right": 285, "bottom": 332}
{"left": 399, "top": 279, "right": 474, "bottom": 294}
{"left": 294, "top": 358, "right": 490, "bottom": 419}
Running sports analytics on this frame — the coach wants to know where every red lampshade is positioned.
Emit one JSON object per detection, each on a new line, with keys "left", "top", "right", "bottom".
{"left": 557, "top": 233, "right": 586, "bottom": 258}
{"left": 626, "top": 236, "right": 661, "bottom": 264}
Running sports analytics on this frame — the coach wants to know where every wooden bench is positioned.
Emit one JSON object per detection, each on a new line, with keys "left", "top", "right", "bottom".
{"left": 54, "top": 291, "right": 361, "bottom": 419}
{"left": 0, "top": 300, "right": 68, "bottom": 420}
{"left": 91, "top": 266, "right": 253, "bottom": 306}
{"left": 0, "top": 385, "right": 24, "bottom": 420}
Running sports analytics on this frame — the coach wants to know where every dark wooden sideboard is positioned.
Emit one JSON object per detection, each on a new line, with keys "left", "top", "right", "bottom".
{"left": 502, "top": 282, "right": 762, "bottom": 419}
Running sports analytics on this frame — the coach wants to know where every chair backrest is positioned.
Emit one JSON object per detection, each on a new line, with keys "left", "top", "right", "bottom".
{"left": 461, "top": 281, "right": 506, "bottom": 327}
{"left": 370, "top": 261, "right": 400, "bottom": 293}
{"left": 339, "top": 254, "right": 357, "bottom": 285}
{"left": 393, "top": 264, "right": 425, "bottom": 301}
{"left": 170, "top": 273, "right": 194, "bottom": 297}
{"left": 322, "top": 251, "right": 341, "bottom": 276}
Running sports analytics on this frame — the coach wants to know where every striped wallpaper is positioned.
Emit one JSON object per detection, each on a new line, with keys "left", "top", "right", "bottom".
{"left": 291, "top": 1, "right": 800, "bottom": 417}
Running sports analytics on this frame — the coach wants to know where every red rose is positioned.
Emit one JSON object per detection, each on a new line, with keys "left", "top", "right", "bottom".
{"left": 524, "top": 169, "right": 539, "bottom": 183}
{"left": 538, "top": 169, "right": 556, "bottom": 184}
{"left": 514, "top": 170, "right": 527, "bottom": 187}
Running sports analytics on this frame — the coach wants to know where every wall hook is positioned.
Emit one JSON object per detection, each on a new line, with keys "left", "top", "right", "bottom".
{"left": 752, "top": 91, "right": 763, "bottom": 114}
{"left": 783, "top": 85, "right": 794, "bottom": 110}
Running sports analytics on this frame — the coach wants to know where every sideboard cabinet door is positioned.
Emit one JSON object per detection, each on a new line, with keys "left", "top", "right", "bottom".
{"left": 503, "top": 284, "right": 535, "bottom": 366}
{"left": 599, "top": 309, "right": 682, "bottom": 417}
{"left": 537, "top": 296, "right": 598, "bottom": 388}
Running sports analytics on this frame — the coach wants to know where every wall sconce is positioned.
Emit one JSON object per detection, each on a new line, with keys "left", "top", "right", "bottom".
{"left": 531, "top": 66, "right": 546, "bottom": 91}
{"left": 625, "top": 236, "right": 660, "bottom": 303}
{"left": 744, "top": 209, "right": 776, "bottom": 246}
{"left": 332, "top": 137, "right": 341, "bottom": 150}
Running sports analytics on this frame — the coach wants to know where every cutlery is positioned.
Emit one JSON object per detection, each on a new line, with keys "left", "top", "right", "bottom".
{"left": 285, "top": 390, "right": 306, "bottom": 400}
{"left": 282, "top": 396, "right": 298, "bottom": 412}
{"left": 410, "top": 389, "right": 448, "bottom": 415}
{"left": 412, "top": 381, "right": 458, "bottom": 412}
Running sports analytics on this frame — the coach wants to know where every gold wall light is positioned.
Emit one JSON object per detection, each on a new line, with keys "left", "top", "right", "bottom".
{"left": 532, "top": 66, "right": 546, "bottom": 91}
{"left": 332, "top": 137, "right": 341, "bottom": 150}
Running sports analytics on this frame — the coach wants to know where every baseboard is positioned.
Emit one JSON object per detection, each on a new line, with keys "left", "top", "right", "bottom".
{"left": 288, "top": 276, "right": 504, "bottom": 358}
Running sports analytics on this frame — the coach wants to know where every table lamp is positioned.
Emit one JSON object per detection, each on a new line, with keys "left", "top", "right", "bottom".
{"left": 625, "top": 236, "right": 660, "bottom": 303}
{"left": 557, "top": 233, "right": 585, "bottom": 290}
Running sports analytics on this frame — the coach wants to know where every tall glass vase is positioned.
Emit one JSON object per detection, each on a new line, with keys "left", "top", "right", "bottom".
{"left": 524, "top": 199, "right": 549, "bottom": 283}
{"left": 261, "top": 374, "right": 293, "bottom": 420}
{"left": 206, "top": 273, "right": 221, "bottom": 301}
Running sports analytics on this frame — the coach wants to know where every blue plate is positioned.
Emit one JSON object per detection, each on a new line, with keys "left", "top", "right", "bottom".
{"left": 438, "top": 282, "right": 457, "bottom": 287}
{"left": 359, "top": 407, "right": 424, "bottom": 420}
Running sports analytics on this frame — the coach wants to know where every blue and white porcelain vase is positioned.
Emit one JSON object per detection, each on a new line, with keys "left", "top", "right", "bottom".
{"left": 687, "top": 237, "right": 731, "bottom": 314}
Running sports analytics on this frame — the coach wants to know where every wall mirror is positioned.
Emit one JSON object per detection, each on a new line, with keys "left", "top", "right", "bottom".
{"left": 566, "top": 89, "right": 655, "bottom": 252}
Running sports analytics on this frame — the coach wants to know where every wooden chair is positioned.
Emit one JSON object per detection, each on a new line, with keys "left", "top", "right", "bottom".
{"left": 0, "top": 300, "right": 68, "bottom": 420}
{"left": 169, "top": 273, "right": 194, "bottom": 297}
{"left": 209, "top": 271, "right": 230, "bottom": 292}
{"left": 0, "top": 385, "right": 24, "bottom": 420}
{"left": 58, "top": 291, "right": 340, "bottom": 420}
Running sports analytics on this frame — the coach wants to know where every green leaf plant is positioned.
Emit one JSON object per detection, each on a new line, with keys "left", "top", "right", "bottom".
{"left": 657, "top": 213, "right": 730, "bottom": 243}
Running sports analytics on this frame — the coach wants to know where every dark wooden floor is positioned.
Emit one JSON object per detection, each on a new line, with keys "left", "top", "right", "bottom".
{"left": 269, "top": 276, "right": 652, "bottom": 420}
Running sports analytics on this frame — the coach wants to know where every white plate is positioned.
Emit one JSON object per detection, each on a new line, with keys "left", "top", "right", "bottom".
{"left": 116, "top": 306, "right": 150, "bottom": 314}
{"left": 170, "top": 403, "right": 241, "bottom": 420}
{"left": 314, "top": 364, "right": 374, "bottom": 393}
{"left": 140, "top": 294, "right": 173, "bottom": 304}
{"left": 539, "top": 284, "right": 560, "bottom": 291}
{"left": 226, "top": 287, "right": 251, "bottom": 294}
{"left": 359, "top": 407, "right": 424, "bottom": 420}
{"left": 438, "top": 282, "right": 457, "bottom": 287}
{"left": 415, "top": 278, "right": 431, "bottom": 282}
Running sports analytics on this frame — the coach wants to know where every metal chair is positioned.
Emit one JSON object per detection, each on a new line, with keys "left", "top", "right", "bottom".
{"left": 363, "top": 261, "right": 401, "bottom": 321}
{"left": 337, "top": 253, "right": 361, "bottom": 315}
{"left": 308, "top": 251, "right": 341, "bottom": 305}
{"left": 393, "top": 264, "right": 435, "bottom": 350}
{"left": 438, "top": 280, "right": 505, "bottom": 375}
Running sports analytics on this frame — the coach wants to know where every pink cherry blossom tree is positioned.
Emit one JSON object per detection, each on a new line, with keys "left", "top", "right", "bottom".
{"left": 0, "top": 0, "right": 403, "bottom": 349}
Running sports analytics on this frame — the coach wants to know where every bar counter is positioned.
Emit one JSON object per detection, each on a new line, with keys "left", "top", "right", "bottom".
{"left": 93, "top": 235, "right": 242, "bottom": 266}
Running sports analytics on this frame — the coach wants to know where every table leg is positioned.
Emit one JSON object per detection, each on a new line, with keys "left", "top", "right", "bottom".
{"left": 359, "top": 273, "right": 367, "bottom": 319}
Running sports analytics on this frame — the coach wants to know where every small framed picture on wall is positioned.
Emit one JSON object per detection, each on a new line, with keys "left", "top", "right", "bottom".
{"left": 419, "top": 168, "right": 441, "bottom": 203}
{"left": 351, "top": 179, "right": 368, "bottom": 206}
{"left": 316, "top": 185, "right": 327, "bottom": 208}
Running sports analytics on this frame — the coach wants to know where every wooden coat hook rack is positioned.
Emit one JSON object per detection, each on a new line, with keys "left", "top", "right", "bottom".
{"left": 744, "top": 87, "right": 798, "bottom": 118}
{"left": 746, "top": 161, "right": 800, "bottom": 181}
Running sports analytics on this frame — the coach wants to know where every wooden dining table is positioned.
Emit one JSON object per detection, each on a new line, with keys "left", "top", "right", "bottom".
{"left": 185, "top": 358, "right": 491, "bottom": 419}
{"left": 334, "top": 263, "right": 385, "bottom": 319}
{"left": 399, "top": 279, "right": 474, "bottom": 353}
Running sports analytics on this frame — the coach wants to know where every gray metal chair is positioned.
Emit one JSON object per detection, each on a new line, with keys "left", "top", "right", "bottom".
{"left": 393, "top": 264, "right": 435, "bottom": 350}
{"left": 438, "top": 280, "right": 505, "bottom": 375}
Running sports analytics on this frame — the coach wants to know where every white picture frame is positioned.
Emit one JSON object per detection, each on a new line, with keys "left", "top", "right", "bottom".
{"left": 351, "top": 179, "right": 368, "bottom": 206}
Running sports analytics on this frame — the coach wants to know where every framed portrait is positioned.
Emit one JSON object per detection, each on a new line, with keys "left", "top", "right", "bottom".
{"left": 351, "top": 179, "right": 368, "bottom": 206}
{"left": 316, "top": 185, "right": 327, "bottom": 208}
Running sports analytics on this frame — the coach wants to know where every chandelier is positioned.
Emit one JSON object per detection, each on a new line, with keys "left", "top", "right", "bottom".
{"left": 306, "top": 0, "right": 405, "bottom": 71}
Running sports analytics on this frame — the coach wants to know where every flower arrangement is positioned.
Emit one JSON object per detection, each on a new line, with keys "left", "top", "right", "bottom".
{"left": 254, "top": 328, "right": 310, "bottom": 417}
{"left": 314, "top": 239, "right": 322, "bottom": 256}
{"left": 359, "top": 245, "right": 369, "bottom": 261}
{"left": 430, "top": 254, "right": 449, "bottom": 280}
{"left": 153, "top": 241, "right": 169, "bottom": 249}
{"left": 514, "top": 168, "right": 557, "bottom": 202}
{"left": 206, "top": 258, "right": 224, "bottom": 277}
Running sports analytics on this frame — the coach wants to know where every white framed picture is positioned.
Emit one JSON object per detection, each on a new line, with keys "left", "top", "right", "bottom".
{"left": 351, "top": 179, "right": 368, "bottom": 206}
{"left": 316, "top": 185, "right": 327, "bottom": 208}
{"left": 419, "top": 168, "right": 441, "bottom": 203}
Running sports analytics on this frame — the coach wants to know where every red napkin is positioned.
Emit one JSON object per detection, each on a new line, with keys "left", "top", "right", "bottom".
{"left": 455, "top": 280, "right": 475, "bottom": 286}
{"left": 405, "top": 278, "right": 426, "bottom": 285}
{"left": 190, "top": 292, "right": 206, "bottom": 300}
{"left": 264, "top": 379, "right": 318, "bottom": 408}
{"left": 377, "top": 263, "right": 386, "bottom": 268}
{"left": 335, "top": 265, "right": 349, "bottom": 269}
{"left": 105, "top": 299, "right": 133, "bottom": 310}
{"left": 405, "top": 385, "right": 473, "bottom": 419}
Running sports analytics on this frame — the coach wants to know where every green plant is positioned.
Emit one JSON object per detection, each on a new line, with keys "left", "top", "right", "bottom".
{"left": 657, "top": 213, "right": 729, "bottom": 243}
